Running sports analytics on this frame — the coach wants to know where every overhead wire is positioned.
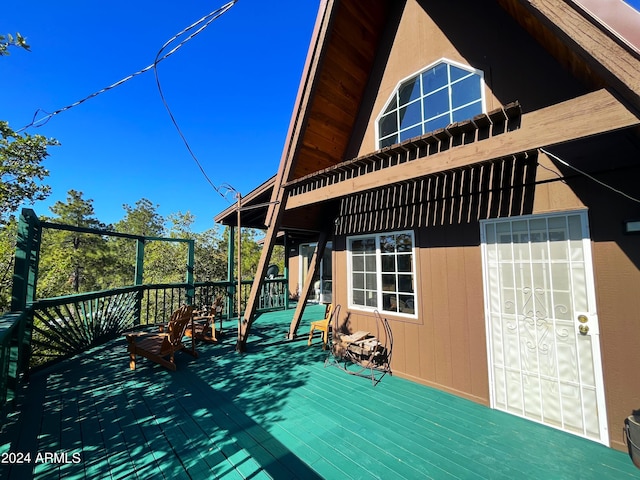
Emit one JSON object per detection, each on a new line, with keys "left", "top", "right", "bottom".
{"left": 539, "top": 147, "right": 640, "bottom": 204}
{"left": 17, "top": 1, "right": 237, "bottom": 134}
{"left": 16, "top": 0, "right": 238, "bottom": 200}
{"left": 153, "top": 0, "right": 237, "bottom": 199}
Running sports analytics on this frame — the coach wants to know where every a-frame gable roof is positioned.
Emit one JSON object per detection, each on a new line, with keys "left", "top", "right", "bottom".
{"left": 248, "top": 0, "right": 640, "bottom": 231}
{"left": 275, "top": 0, "right": 640, "bottom": 191}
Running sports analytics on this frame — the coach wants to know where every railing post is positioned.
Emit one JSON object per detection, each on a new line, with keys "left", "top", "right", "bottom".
{"left": 134, "top": 239, "right": 144, "bottom": 286}
{"left": 10, "top": 209, "right": 41, "bottom": 380}
{"left": 284, "top": 232, "right": 290, "bottom": 310}
{"left": 227, "top": 226, "right": 235, "bottom": 319}
{"left": 134, "top": 239, "right": 144, "bottom": 326}
{"left": 4, "top": 312, "right": 25, "bottom": 407}
{"left": 186, "top": 240, "right": 195, "bottom": 306}
{"left": 11, "top": 209, "right": 41, "bottom": 312}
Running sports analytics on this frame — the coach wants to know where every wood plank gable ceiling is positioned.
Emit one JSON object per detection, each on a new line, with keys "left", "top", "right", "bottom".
{"left": 288, "top": 0, "right": 392, "bottom": 181}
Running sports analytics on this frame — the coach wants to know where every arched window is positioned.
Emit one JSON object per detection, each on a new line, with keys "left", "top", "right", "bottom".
{"left": 376, "top": 59, "right": 485, "bottom": 149}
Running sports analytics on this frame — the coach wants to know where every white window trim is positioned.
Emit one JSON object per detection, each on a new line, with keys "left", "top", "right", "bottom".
{"left": 346, "top": 231, "right": 418, "bottom": 319}
{"left": 375, "top": 57, "right": 486, "bottom": 149}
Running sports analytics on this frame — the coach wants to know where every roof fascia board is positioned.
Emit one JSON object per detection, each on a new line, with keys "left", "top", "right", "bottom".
{"left": 265, "top": 0, "right": 338, "bottom": 227}
{"left": 514, "top": 0, "right": 640, "bottom": 112}
{"left": 571, "top": 0, "right": 640, "bottom": 57}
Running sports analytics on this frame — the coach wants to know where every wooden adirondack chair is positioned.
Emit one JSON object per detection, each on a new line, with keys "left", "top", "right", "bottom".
{"left": 186, "top": 296, "right": 225, "bottom": 343}
{"left": 126, "top": 305, "right": 197, "bottom": 371}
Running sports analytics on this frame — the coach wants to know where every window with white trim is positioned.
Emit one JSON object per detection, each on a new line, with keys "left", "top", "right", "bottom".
{"left": 377, "top": 59, "right": 484, "bottom": 148}
{"left": 348, "top": 231, "right": 416, "bottom": 316}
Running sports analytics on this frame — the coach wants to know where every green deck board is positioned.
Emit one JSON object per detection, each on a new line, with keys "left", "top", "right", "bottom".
{"left": 131, "top": 392, "right": 213, "bottom": 479}
{"left": 176, "top": 368, "right": 322, "bottom": 480}
{"left": 303, "top": 364, "right": 562, "bottom": 479}
{"left": 0, "top": 305, "right": 638, "bottom": 479}
{"left": 284, "top": 415, "right": 423, "bottom": 480}
{"left": 121, "top": 387, "right": 190, "bottom": 480}
{"left": 317, "top": 385, "right": 515, "bottom": 477}
{"left": 166, "top": 397, "right": 260, "bottom": 476}
{"left": 285, "top": 366, "right": 479, "bottom": 478}
{"left": 96, "top": 392, "right": 161, "bottom": 480}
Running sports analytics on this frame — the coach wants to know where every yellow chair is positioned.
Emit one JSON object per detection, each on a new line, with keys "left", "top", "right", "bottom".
{"left": 307, "top": 303, "right": 336, "bottom": 350}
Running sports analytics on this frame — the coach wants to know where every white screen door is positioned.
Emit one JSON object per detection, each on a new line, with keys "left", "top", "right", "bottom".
{"left": 481, "top": 211, "right": 608, "bottom": 444}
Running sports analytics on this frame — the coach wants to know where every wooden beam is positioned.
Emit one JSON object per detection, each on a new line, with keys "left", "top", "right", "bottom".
{"left": 523, "top": 0, "right": 640, "bottom": 112}
{"left": 235, "top": 1, "right": 338, "bottom": 352}
{"left": 236, "top": 193, "right": 287, "bottom": 352}
{"left": 285, "top": 89, "right": 640, "bottom": 209}
{"left": 265, "top": 0, "right": 337, "bottom": 228}
{"left": 286, "top": 230, "right": 330, "bottom": 340}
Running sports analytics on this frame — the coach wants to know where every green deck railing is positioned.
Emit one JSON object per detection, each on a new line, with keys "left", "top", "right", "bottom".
{"left": 0, "top": 277, "right": 288, "bottom": 411}
{"left": 1, "top": 208, "right": 290, "bottom": 413}
{"left": 0, "top": 311, "right": 31, "bottom": 412}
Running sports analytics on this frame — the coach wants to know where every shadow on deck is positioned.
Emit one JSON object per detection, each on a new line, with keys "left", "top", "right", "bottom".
{"left": 0, "top": 305, "right": 637, "bottom": 479}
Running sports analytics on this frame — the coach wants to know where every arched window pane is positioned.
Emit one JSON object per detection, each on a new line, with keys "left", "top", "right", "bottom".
{"left": 398, "top": 78, "right": 421, "bottom": 104}
{"left": 380, "top": 135, "right": 397, "bottom": 148}
{"left": 451, "top": 75, "right": 482, "bottom": 109}
{"left": 378, "top": 61, "right": 484, "bottom": 148}
{"left": 449, "top": 65, "right": 470, "bottom": 82}
{"left": 423, "top": 89, "right": 450, "bottom": 120}
{"left": 421, "top": 63, "right": 448, "bottom": 92}
{"left": 384, "top": 94, "right": 397, "bottom": 114}
{"left": 452, "top": 101, "right": 482, "bottom": 123}
{"left": 399, "top": 101, "right": 422, "bottom": 130}
{"left": 424, "top": 114, "right": 450, "bottom": 133}
{"left": 399, "top": 125, "right": 422, "bottom": 142}
{"left": 379, "top": 112, "right": 398, "bottom": 138}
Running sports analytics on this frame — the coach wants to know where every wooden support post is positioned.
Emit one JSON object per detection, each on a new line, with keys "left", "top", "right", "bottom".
{"left": 235, "top": 0, "right": 336, "bottom": 351}
{"left": 236, "top": 191, "right": 289, "bottom": 352}
{"left": 287, "top": 230, "right": 329, "bottom": 340}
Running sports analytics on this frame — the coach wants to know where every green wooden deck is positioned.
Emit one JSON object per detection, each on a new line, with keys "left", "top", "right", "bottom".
{"left": 0, "top": 304, "right": 637, "bottom": 479}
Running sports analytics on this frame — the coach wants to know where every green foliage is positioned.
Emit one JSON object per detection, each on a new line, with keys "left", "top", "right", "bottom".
{"left": 111, "top": 203, "right": 230, "bottom": 285}
{"left": 0, "top": 33, "right": 30, "bottom": 56}
{"left": 37, "top": 190, "right": 116, "bottom": 297}
{"left": 117, "top": 198, "right": 164, "bottom": 237}
{"left": 0, "top": 217, "right": 18, "bottom": 311}
{"left": 0, "top": 122, "right": 59, "bottom": 225}
{"left": 194, "top": 225, "right": 228, "bottom": 281}
{"left": 1, "top": 189, "right": 278, "bottom": 306}
{"left": 239, "top": 228, "right": 263, "bottom": 279}
{"left": 110, "top": 198, "right": 165, "bottom": 286}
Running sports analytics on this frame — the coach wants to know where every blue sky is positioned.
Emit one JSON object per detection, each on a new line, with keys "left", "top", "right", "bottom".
{"left": 3, "top": 1, "right": 640, "bottom": 233}
{"left": 2, "top": 0, "right": 318, "bottom": 232}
